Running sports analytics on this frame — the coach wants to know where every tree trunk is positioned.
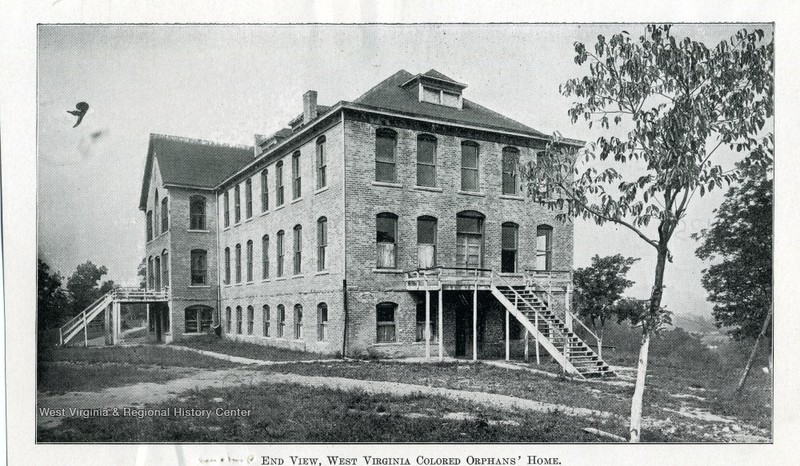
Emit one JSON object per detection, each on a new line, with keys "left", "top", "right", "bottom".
{"left": 736, "top": 306, "right": 773, "bottom": 393}
{"left": 628, "top": 332, "right": 650, "bottom": 442}
{"left": 628, "top": 242, "right": 669, "bottom": 442}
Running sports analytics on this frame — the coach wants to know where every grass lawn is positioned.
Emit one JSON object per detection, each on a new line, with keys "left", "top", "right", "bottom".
{"left": 37, "top": 361, "right": 191, "bottom": 394}
{"left": 38, "top": 381, "right": 677, "bottom": 443}
{"left": 173, "top": 335, "right": 326, "bottom": 362}
{"left": 39, "top": 345, "right": 241, "bottom": 369}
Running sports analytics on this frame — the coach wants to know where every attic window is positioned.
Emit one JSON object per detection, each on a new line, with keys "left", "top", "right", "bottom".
{"left": 421, "top": 85, "right": 461, "bottom": 109}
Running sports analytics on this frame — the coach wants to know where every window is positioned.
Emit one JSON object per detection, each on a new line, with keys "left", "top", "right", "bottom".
{"left": 416, "top": 301, "right": 438, "bottom": 342}
{"left": 147, "top": 256, "right": 154, "bottom": 289}
{"left": 292, "top": 151, "right": 302, "bottom": 199}
{"left": 224, "top": 191, "right": 230, "bottom": 227}
{"left": 294, "top": 304, "right": 303, "bottom": 339}
{"left": 317, "top": 217, "right": 327, "bottom": 271}
{"left": 247, "top": 305, "right": 255, "bottom": 335}
{"left": 190, "top": 195, "right": 206, "bottom": 230}
{"left": 376, "top": 302, "right": 397, "bottom": 343}
{"left": 161, "top": 196, "right": 169, "bottom": 232}
{"left": 261, "top": 169, "right": 269, "bottom": 212}
{"left": 501, "top": 222, "right": 519, "bottom": 273}
{"left": 376, "top": 213, "right": 398, "bottom": 269}
{"left": 375, "top": 128, "right": 397, "bottom": 182}
{"left": 277, "top": 304, "right": 286, "bottom": 337}
{"left": 536, "top": 225, "right": 553, "bottom": 271}
{"left": 276, "top": 161, "right": 285, "bottom": 206}
{"left": 235, "top": 244, "right": 242, "bottom": 283}
{"left": 246, "top": 240, "right": 254, "bottom": 282}
{"left": 236, "top": 306, "right": 243, "bottom": 334}
{"left": 461, "top": 142, "right": 480, "bottom": 192}
{"left": 502, "top": 147, "right": 520, "bottom": 195}
{"left": 317, "top": 303, "right": 328, "bottom": 341}
{"left": 262, "top": 305, "right": 271, "bottom": 337}
{"left": 276, "top": 230, "right": 285, "bottom": 277}
{"left": 316, "top": 136, "right": 327, "bottom": 189}
{"left": 185, "top": 306, "right": 213, "bottom": 333}
{"left": 456, "top": 211, "right": 484, "bottom": 268}
{"left": 190, "top": 249, "right": 207, "bottom": 285}
{"left": 416, "top": 135, "right": 437, "bottom": 187}
{"left": 146, "top": 211, "right": 153, "bottom": 241}
{"left": 162, "top": 251, "right": 169, "bottom": 287}
{"left": 245, "top": 178, "right": 253, "bottom": 219}
{"left": 154, "top": 190, "right": 159, "bottom": 236}
{"left": 293, "top": 225, "right": 302, "bottom": 275}
{"left": 422, "top": 86, "right": 441, "bottom": 104}
{"left": 234, "top": 184, "right": 241, "bottom": 223}
{"left": 262, "top": 235, "right": 270, "bottom": 279}
{"left": 154, "top": 256, "right": 161, "bottom": 289}
{"left": 225, "top": 306, "right": 232, "bottom": 333}
{"left": 224, "top": 247, "right": 231, "bottom": 284}
{"left": 442, "top": 91, "right": 460, "bottom": 107}
{"left": 417, "top": 216, "right": 437, "bottom": 268}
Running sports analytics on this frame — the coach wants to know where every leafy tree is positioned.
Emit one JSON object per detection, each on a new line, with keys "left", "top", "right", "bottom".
{"left": 37, "top": 259, "right": 69, "bottom": 329}
{"left": 573, "top": 254, "right": 639, "bottom": 341}
{"left": 528, "top": 25, "right": 773, "bottom": 441}
{"left": 137, "top": 257, "right": 147, "bottom": 289}
{"left": 65, "top": 261, "right": 112, "bottom": 316}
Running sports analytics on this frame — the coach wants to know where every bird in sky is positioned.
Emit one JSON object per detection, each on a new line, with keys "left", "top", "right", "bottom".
{"left": 67, "top": 102, "right": 89, "bottom": 127}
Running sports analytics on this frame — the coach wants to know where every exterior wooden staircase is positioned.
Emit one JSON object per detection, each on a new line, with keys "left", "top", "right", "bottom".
{"left": 490, "top": 275, "right": 615, "bottom": 378}
{"left": 58, "top": 291, "right": 114, "bottom": 346}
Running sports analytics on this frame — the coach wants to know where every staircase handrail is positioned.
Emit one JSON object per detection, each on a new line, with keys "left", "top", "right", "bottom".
{"left": 61, "top": 291, "right": 113, "bottom": 332}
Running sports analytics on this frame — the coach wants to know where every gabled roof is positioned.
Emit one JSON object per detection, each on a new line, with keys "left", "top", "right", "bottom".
{"left": 401, "top": 69, "right": 468, "bottom": 89}
{"left": 354, "top": 70, "right": 547, "bottom": 138}
{"left": 139, "top": 134, "right": 253, "bottom": 210}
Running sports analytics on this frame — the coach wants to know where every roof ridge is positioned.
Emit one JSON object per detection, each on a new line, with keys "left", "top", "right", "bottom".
{"left": 150, "top": 133, "right": 253, "bottom": 150}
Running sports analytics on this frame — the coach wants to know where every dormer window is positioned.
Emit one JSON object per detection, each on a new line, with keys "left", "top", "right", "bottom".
{"left": 420, "top": 85, "right": 462, "bottom": 109}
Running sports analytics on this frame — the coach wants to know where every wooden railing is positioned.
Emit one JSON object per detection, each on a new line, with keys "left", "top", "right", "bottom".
{"left": 114, "top": 286, "right": 169, "bottom": 301}
{"left": 405, "top": 266, "right": 493, "bottom": 289}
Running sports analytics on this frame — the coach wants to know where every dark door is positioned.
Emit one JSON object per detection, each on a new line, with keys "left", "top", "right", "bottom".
{"left": 455, "top": 307, "right": 470, "bottom": 357}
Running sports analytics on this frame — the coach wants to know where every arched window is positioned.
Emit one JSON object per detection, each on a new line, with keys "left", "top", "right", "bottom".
{"left": 247, "top": 305, "right": 255, "bottom": 335}
{"left": 261, "top": 169, "right": 269, "bottom": 212}
{"left": 146, "top": 210, "right": 153, "bottom": 241}
{"left": 293, "top": 225, "right": 303, "bottom": 275}
{"left": 245, "top": 178, "right": 253, "bottom": 219}
{"left": 502, "top": 147, "right": 520, "bottom": 195}
{"left": 235, "top": 244, "right": 242, "bottom": 283}
{"left": 417, "top": 215, "right": 437, "bottom": 268}
{"left": 317, "top": 217, "right": 327, "bottom": 271}
{"left": 501, "top": 222, "right": 519, "bottom": 273}
{"left": 416, "top": 134, "right": 437, "bottom": 187}
{"left": 224, "top": 247, "right": 231, "bottom": 284}
{"left": 235, "top": 305, "right": 243, "bottom": 334}
{"left": 147, "top": 256, "right": 154, "bottom": 289}
{"left": 536, "top": 225, "right": 554, "bottom": 271}
{"left": 190, "top": 195, "right": 206, "bottom": 230}
{"left": 317, "top": 303, "right": 328, "bottom": 341}
{"left": 234, "top": 184, "right": 241, "bottom": 223}
{"left": 185, "top": 305, "right": 213, "bottom": 333}
{"left": 316, "top": 136, "right": 327, "bottom": 189}
{"left": 376, "top": 302, "right": 397, "bottom": 343}
{"left": 277, "top": 304, "right": 286, "bottom": 337}
{"left": 246, "top": 240, "right": 254, "bottom": 282}
{"left": 292, "top": 151, "right": 302, "bottom": 200}
{"left": 225, "top": 306, "right": 232, "bottom": 333}
{"left": 161, "top": 196, "right": 169, "bottom": 232}
{"left": 276, "top": 230, "right": 285, "bottom": 277}
{"left": 190, "top": 249, "right": 207, "bottom": 285}
{"left": 262, "top": 235, "right": 270, "bottom": 279}
{"left": 456, "top": 211, "right": 485, "bottom": 268}
{"left": 376, "top": 212, "right": 398, "bottom": 269}
{"left": 262, "top": 305, "right": 271, "bottom": 337}
{"left": 276, "top": 161, "right": 285, "bottom": 206}
{"left": 375, "top": 128, "right": 397, "bottom": 183}
{"left": 223, "top": 191, "right": 230, "bottom": 227}
{"left": 294, "top": 304, "right": 303, "bottom": 339}
{"left": 154, "top": 189, "right": 160, "bottom": 236}
{"left": 161, "top": 250, "right": 169, "bottom": 287}
{"left": 460, "top": 141, "right": 480, "bottom": 192}
{"left": 154, "top": 256, "right": 161, "bottom": 290}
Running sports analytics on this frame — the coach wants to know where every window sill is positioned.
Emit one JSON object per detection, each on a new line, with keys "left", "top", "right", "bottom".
{"left": 244, "top": 217, "right": 254, "bottom": 223}
{"left": 261, "top": 278, "right": 271, "bottom": 283}
{"left": 372, "top": 342, "right": 403, "bottom": 347}
{"left": 260, "top": 210, "right": 270, "bottom": 217}
{"left": 275, "top": 205, "right": 286, "bottom": 211}
{"left": 373, "top": 268, "right": 404, "bottom": 274}
{"left": 413, "top": 185, "right": 443, "bottom": 193}
{"left": 246, "top": 281, "right": 255, "bottom": 285}
{"left": 188, "top": 285, "right": 211, "bottom": 289}
{"left": 291, "top": 197, "right": 304, "bottom": 205}
{"left": 275, "top": 276, "right": 287, "bottom": 281}
{"left": 315, "top": 186, "right": 329, "bottom": 195}
{"left": 223, "top": 226, "right": 231, "bottom": 231}
{"left": 411, "top": 341, "right": 440, "bottom": 345}
{"left": 315, "top": 270, "right": 330, "bottom": 276}
{"left": 372, "top": 181, "right": 402, "bottom": 189}
{"left": 292, "top": 274, "right": 305, "bottom": 279}
{"left": 187, "top": 229, "right": 210, "bottom": 233}
{"left": 457, "top": 190, "right": 486, "bottom": 197}
{"left": 499, "top": 194, "right": 525, "bottom": 201}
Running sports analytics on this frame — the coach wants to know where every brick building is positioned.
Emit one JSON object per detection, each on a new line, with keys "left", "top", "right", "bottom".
{"left": 137, "top": 70, "right": 611, "bottom": 375}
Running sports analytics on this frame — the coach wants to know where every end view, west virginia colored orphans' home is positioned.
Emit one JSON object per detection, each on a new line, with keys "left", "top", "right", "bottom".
{"left": 61, "top": 70, "right": 614, "bottom": 378}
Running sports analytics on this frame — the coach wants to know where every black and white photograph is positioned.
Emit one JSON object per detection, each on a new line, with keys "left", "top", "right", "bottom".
{"left": 2, "top": 2, "right": 794, "bottom": 464}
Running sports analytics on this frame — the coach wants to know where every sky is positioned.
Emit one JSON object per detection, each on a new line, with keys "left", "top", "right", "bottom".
{"left": 37, "top": 23, "right": 773, "bottom": 319}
